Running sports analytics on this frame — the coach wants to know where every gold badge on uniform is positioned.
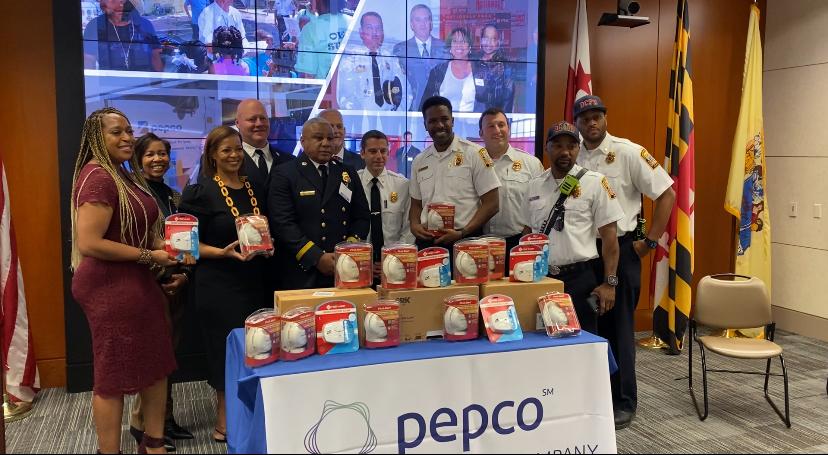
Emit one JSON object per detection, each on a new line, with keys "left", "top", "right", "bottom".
{"left": 342, "top": 171, "right": 351, "bottom": 183}
{"left": 454, "top": 152, "right": 464, "bottom": 167}
{"left": 512, "top": 160, "right": 522, "bottom": 172}
{"left": 606, "top": 151, "right": 616, "bottom": 164}
{"left": 640, "top": 149, "right": 659, "bottom": 169}
{"left": 390, "top": 191, "right": 398, "bottom": 203}
{"left": 571, "top": 185, "right": 581, "bottom": 199}
{"left": 479, "top": 148, "right": 494, "bottom": 168}
{"left": 601, "top": 177, "right": 617, "bottom": 199}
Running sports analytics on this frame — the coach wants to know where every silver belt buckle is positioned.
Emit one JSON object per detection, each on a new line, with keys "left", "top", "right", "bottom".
{"left": 549, "top": 265, "right": 561, "bottom": 276}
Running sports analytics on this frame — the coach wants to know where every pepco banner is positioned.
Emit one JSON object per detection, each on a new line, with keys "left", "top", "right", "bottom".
{"left": 260, "top": 342, "right": 616, "bottom": 453}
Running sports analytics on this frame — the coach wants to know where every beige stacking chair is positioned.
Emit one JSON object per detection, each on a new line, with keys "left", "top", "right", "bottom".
{"left": 688, "top": 274, "right": 790, "bottom": 427}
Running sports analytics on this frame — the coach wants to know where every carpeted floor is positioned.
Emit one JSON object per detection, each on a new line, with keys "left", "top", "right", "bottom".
{"left": 5, "top": 330, "right": 828, "bottom": 454}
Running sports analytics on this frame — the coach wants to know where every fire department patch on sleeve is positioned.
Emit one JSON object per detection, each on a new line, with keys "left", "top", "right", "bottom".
{"left": 479, "top": 148, "right": 494, "bottom": 168}
{"left": 640, "top": 149, "right": 659, "bottom": 169}
{"left": 601, "top": 177, "right": 617, "bottom": 199}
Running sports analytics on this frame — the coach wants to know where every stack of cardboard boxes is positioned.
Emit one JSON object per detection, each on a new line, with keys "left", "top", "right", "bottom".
{"left": 274, "top": 278, "right": 564, "bottom": 347}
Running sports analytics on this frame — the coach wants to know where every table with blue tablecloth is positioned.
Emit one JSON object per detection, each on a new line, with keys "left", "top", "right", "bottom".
{"left": 226, "top": 329, "right": 618, "bottom": 454}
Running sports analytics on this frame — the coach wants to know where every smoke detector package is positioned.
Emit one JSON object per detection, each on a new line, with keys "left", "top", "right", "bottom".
{"left": 334, "top": 242, "right": 373, "bottom": 289}
{"left": 425, "top": 202, "right": 455, "bottom": 236}
{"left": 443, "top": 294, "right": 479, "bottom": 341}
{"left": 244, "top": 308, "right": 280, "bottom": 367}
{"left": 164, "top": 214, "right": 199, "bottom": 262}
{"left": 480, "top": 294, "right": 523, "bottom": 343}
{"left": 363, "top": 300, "right": 400, "bottom": 349}
{"left": 381, "top": 244, "right": 418, "bottom": 289}
{"left": 417, "top": 247, "right": 451, "bottom": 288}
{"left": 280, "top": 306, "right": 316, "bottom": 361}
{"left": 538, "top": 292, "right": 582, "bottom": 338}
{"left": 235, "top": 214, "right": 274, "bottom": 258}
{"left": 480, "top": 236, "right": 506, "bottom": 280}
{"left": 519, "top": 233, "right": 550, "bottom": 276}
{"left": 453, "top": 240, "right": 490, "bottom": 284}
{"left": 509, "top": 244, "right": 545, "bottom": 283}
{"left": 315, "top": 300, "right": 360, "bottom": 355}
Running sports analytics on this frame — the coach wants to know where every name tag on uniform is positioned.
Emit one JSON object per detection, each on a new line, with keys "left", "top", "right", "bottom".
{"left": 474, "top": 78, "right": 485, "bottom": 87}
{"left": 339, "top": 182, "right": 352, "bottom": 203}
{"left": 300, "top": 190, "right": 316, "bottom": 197}
{"left": 528, "top": 195, "right": 540, "bottom": 202}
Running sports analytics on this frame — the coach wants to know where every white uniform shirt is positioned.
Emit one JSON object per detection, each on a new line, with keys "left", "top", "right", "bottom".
{"left": 242, "top": 142, "right": 274, "bottom": 172}
{"left": 358, "top": 168, "right": 415, "bottom": 245}
{"left": 576, "top": 133, "right": 673, "bottom": 235}
{"left": 337, "top": 45, "right": 410, "bottom": 111}
{"left": 484, "top": 146, "right": 544, "bottom": 237}
{"left": 410, "top": 135, "right": 501, "bottom": 229}
{"left": 523, "top": 164, "right": 624, "bottom": 266}
{"left": 198, "top": 3, "right": 251, "bottom": 48}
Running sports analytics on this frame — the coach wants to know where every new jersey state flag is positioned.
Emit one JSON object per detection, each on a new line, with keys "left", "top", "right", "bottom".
{"left": 725, "top": 4, "right": 771, "bottom": 292}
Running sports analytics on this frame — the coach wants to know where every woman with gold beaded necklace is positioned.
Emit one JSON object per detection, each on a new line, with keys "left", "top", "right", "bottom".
{"left": 71, "top": 107, "right": 179, "bottom": 454}
{"left": 179, "top": 125, "right": 270, "bottom": 443}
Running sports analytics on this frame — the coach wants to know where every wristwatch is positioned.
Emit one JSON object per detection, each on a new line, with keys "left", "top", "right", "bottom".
{"left": 644, "top": 238, "right": 658, "bottom": 249}
{"left": 606, "top": 275, "right": 619, "bottom": 287}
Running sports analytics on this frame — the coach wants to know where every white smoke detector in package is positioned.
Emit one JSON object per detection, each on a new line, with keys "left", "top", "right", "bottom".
{"left": 381, "top": 244, "right": 417, "bottom": 289}
{"left": 244, "top": 308, "right": 280, "bottom": 367}
{"left": 443, "top": 294, "right": 479, "bottom": 341}
{"left": 280, "top": 307, "right": 315, "bottom": 361}
{"left": 363, "top": 300, "right": 401, "bottom": 348}
{"left": 538, "top": 292, "right": 582, "bottom": 338}
{"left": 315, "top": 300, "right": 359, "bottom": 355}
{"left": 480, "top": 294, "right": 523, "bottom": 343}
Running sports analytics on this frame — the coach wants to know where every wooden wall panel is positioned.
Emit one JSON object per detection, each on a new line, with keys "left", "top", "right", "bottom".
{"left": 545, "top": 0, "right": 763, "bottom": 331}
{"left": 0, "top": 0, "right": 65, "bottom": 386}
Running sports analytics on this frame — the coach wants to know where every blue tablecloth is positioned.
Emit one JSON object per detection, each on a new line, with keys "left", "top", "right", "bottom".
{"left": 226, "top": 330, "right": 617, "bottom": 454}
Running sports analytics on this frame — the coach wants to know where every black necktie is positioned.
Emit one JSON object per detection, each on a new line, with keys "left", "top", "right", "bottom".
{"left": 370, "top": 177, "right": 384, "bottom": 261}
{"left": 370, "top": 52, "right": 384, "bottom": 107}
{"left": 319, "top": 163, "right": 328, "bottom": 194}
{"left": 254, "top": 149, "right": 268, "bottom": 180}
{"left": 422, "top": 43, "right": 429, "bottom": 58}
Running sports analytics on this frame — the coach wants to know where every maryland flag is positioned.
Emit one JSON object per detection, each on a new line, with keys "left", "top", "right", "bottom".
{"left": 724, "top": 4, "right": 770, "bottom": 336}
{"left": 651, "top": 0, "right": 695, "bottom": 354}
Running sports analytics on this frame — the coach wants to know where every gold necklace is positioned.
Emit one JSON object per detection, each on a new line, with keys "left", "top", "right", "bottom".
{"left": 213, "top": 175, "right": 260, "bottom": 217}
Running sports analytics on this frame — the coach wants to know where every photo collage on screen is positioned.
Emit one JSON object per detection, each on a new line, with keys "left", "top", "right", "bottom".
{"left": 80, "top": 0, "right": 539, "bottom": 189}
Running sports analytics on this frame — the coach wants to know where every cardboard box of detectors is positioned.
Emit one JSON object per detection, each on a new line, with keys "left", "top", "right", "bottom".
{"left": 479, "top": 278, "right": 564, "bottom": 331}
{"left": 378, "top": 284, "right": 480, "bottom": 343}
{"left": 274, "top": 288, "right": 378, "bottom": 346}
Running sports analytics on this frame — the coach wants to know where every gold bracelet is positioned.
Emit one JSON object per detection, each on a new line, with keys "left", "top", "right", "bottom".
{"left": 137, "top": 248, "right": 153, "bottom": 265}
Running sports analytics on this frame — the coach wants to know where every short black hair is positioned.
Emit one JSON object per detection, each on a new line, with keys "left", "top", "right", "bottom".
{"left": 213, "top": 26, "right": 244, "bottom": 61}
{"left": 360, "top": 130, "right": 388, "bottom": 151}
{"left": 421, "top": 96, "right": 453, "bottom": 118}
{"left": 480, "top": 23, "right": 498, "bottom": 38}
{"left": 135, "top": 133, "right": 171, "bottom": 162}
{"left": 478, "top": 107, "right": 507, "bottom": 130}
{"left": 360, "top": 11, "right": 383, "bottom": 29}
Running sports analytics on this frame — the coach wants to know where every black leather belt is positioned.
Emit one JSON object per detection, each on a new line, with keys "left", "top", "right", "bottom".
{"left": 548, "top": 259, "right": 595, "bottom": 276}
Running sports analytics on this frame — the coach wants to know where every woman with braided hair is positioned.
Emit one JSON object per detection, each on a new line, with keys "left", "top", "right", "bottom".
{"left": 71, "top": 108, "right": 179, "bottom": 454}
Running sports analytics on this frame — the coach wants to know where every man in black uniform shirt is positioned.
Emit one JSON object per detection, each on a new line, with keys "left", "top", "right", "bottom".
{"left": 268, "top": 117, "right": 371, "bottom": 289}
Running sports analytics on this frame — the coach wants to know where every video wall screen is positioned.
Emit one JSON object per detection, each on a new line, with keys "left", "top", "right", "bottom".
{"left": 80, "top": 0, "right": 540, "bottom": 188}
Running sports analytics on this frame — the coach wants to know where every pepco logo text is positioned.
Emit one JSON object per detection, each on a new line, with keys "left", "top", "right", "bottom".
{"left": 397, "top": 397, "right": 543, "bottom": 453}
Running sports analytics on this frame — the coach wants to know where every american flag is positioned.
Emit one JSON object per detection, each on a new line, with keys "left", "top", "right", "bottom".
{"left": 0, "top": 157, "right": 40, "bottom": 403}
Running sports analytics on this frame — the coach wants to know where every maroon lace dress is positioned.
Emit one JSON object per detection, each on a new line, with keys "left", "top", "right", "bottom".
{"left": 71, "top": 163, "right": 176, "bottom": 397}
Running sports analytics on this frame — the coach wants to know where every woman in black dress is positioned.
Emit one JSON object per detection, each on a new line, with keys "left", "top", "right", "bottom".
{"left": 129, "top": 133, "right": 193, "bottom": 449}
{"left": 179, "top": 126, "right": 270, "bottom": 443}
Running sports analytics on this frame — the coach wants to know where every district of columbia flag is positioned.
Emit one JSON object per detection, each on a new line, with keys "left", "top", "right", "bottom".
{"left": 564, "top": 0, "right": 592, "bottom": 123}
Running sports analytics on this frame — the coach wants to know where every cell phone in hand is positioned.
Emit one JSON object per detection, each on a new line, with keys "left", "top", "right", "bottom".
{"left": 586, "top": 294, "right": 600, "bottom": 314}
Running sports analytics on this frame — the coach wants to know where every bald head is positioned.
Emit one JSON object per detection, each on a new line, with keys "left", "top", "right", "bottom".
{"left": 318, "top": 109, "right": 345, "bottom": 151}
{"left": 236, "top": 99, "right": 270, "bottom": 148}
{"left": 301, "top": 118, "right": 335, "bottom": 164}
